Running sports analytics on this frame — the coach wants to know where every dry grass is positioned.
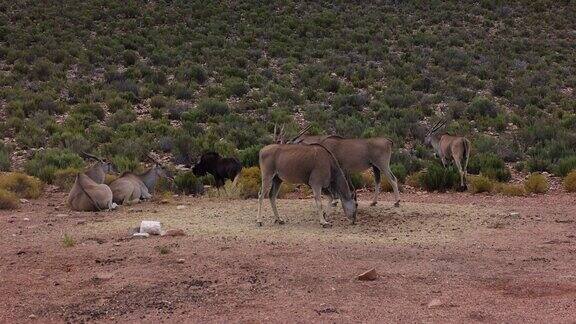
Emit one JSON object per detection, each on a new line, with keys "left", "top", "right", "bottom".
{"left": 524, "top": 173, "right": 549, "bottom": 194}
{"left": 495, "top": 183, "right": 527, "bottom": 196}
{"left": 0, "top": 189, "right": 19, "bottom": 209}
{"left": 563, "top": 170, "right": 576, "bottom": 192}
{"left": 468, "top": 175, "right": 494, "bottom": 193}
{"left": 0, "top": 172, "right": 43, "bottom": 199}
{"left": 53, "top": 168, "right": 81, "bottom": 191}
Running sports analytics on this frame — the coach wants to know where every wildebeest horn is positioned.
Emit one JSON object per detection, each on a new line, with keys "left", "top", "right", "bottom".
{"left": 288, "top": 124, "right": 312, "bottom": 144}
{"left": 82, "top": 151, "right": 103, "bottom": 162}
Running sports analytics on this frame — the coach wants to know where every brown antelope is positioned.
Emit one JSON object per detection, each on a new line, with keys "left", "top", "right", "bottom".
{"left": 424, "top": 119, "right": 471, "bottom": 189}
{"left": 82, "top": 152, "right": 114, "bottom": 184}
{"left": 293, "top": 135, "right": 400, "bottom": 207}
{"left": 257, "top": 143, "right": 357, "bottom": 228}
{"left": 68, "top": 173, "right": 117, "bottom": 211}
{"left": 109, "top": 153, "right": 173, "bottom": 205}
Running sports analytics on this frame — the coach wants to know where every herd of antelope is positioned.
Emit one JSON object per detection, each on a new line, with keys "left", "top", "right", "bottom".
{"left": 68, "top": 120, "right": 470, "bottom": 228}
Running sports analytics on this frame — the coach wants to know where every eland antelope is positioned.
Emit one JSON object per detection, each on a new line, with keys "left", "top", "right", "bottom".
{"left": 293, "top": 135, "right": 400, "bottom": 207}
{"left": 68, "top": 173, "right": 116, "bottom": 211}
{"left": 424, "top": 119, "right": 471, "bottom": 189}
{"left": 82, "top": 152, "right": 114, "bottom": 184}
{"left": 257, "top": 143, "right": 357, "bottom": 228}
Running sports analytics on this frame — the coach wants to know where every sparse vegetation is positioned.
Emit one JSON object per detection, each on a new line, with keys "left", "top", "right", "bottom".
{"left": 496, "top": 183, "right": 527, "bottom": 196}
{"left": 419, "top": 163, "right": 460, "bottom": 192}
{"left": 62, "top": 234, "right": 76, "bottom": 247}
{"left": 0, "top": 172, "right": 43, "bottom": 199}
{"left": 563, "top": 171, "right": 576, "bottom": 193}
{"left": 524, "top": 173, "right": 549, "bottom": 194}
{"left": 0, "top": 189, "right": 19, "bottom": 210}
{"left": 468, "top": 175, "right": 494, "bottom": 194}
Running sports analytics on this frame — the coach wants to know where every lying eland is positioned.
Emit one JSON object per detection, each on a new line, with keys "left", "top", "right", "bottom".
{"left": 257, "top": 143, "right": 357, "bottom": 228}
{"left": 293, "top": 135, "right": 400, "bottom": 207}
{"left": 82, "top": 152, "right": 114, "bottom": 184}
{"left": 68, "top": 173, "right": 116, "bottom": 211}
{"left": 109, "top": 154, "right": 173, "bottom": 205}
{"left": 424, "top": 119, "right": 471, "bottom": 189}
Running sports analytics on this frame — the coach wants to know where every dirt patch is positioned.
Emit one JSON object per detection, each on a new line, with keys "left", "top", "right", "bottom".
{"left": 1, "top": 191, "right": 575, "bottom": 322}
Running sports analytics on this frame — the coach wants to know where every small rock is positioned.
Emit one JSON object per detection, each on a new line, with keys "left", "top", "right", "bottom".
{"left": 508, "top": 212, "right": 520, "bottom": 218}
{"left": 176, "top": 205, "right": 186, "bottom": 210}
{"left": 76, "top": 219, "right": 86, "bottom": 225}
{"left": 160, "top": 199, "right": 170, "bottom": 204}
{"left": 162, "top": 229, "right": 186, "bottom": 237}
{"left": 128, "top": 208, "right": 143, "bottom": 213}
{"left": 56, "top": 213, "right": 68, "bottom": 217}
{"left": 23, "top": 218, "right": 30, "bottom": 222}
{"left": 427, "top": 298, "right": 443, "bottom": 308}
{"left": 91, "top": 272, "right": 114, "bottom": 283}
{"left": 357, "top": 268, "right": 378, "bottom": 281}
{"left": 133, "top": 232, "right": 150, "bottom": 238}
{"left": 113, "top": 242, "right": 121, "bottom": 246}
{"left": 29, "top": 314, "right": 37, "bottom": 319}
{"left": 20, "top": 198, "right": 29, "bottom": 204}
{"left": 177, "top": 258, "right": 185, "bottom": 263}
{"left": 140, "top": 220, "right": 162, "bottom": 235}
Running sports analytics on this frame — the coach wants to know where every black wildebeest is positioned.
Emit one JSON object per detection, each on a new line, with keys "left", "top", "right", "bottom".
{"left": 192, "top": 152, "right": 242, "bottom": 188}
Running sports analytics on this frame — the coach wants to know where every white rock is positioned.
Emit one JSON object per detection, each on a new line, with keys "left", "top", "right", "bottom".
{"left": 177, "top": 258, "right": 185, "bottom": 263}
{"left": 139, "top": 220, "right": 162, "bottom": 235}
{"left": 23, "top": 218, "right": 30, "bottom": 221}
{"left": 427, "top": 298, "right": 443, "bottom": 308}
{"left": 133, "top": 232, "right": 150, "bottom": 238}
{"left": 176, "top": 205, "right": 186, "bottom": 210}
{"left": 20, "top": 199, "right": 29, "bottom": 204}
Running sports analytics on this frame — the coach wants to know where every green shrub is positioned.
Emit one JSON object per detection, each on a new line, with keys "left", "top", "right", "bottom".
{"left": 25, "top": 149, "right": 84, "bottom": 183}
{"left": 467, "top": 97, "right": 498, "bottom": 118}
{"left": 173, "top": 172, "right": 204, "bottom": 195}
{"left": 468, "top": 175, "right": 494, "bottom": 193}
{"left": 112, "top": 155, "right": 139, "bottom": 173}
{"left": 468, "top": 153, "right": 511, "bottom": 182}
{"left": 238, "top": 145, "right": 262, "bottom": 167}
{"left": 420, "top": 163, "right": 460, "bottom": 192}
{"left": 0, "top": 172, "right": 43, "bottom": 198}
{"left": 0, "top": 143, "right": 10, "bottom": 171}
{"left": 224, "top": 77, "right": 249, "bottom": 97}
{"left": 563, "top": 170, "right": 576, "bottom": 192}
{"left": 0, "top": 189, "right": 19, "bottom": 209}
{"left": 496, "top": 183, "right": 527, "bottom": 196}
{"left": 198, "top": 99, "right": 229, "bottom": 117}
{"left": 238, "top": 166, "right": 261, "bottom": 198}
{"left": 555, "top": 156, "right": 576, "bottom": 177}
{"left": 524, "top": 173, "right": 549, "bottom": 194}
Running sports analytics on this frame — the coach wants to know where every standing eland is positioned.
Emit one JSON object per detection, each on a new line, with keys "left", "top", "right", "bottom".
{"left": 257, "top": 143, "right": 357, "bottom": 228}
{"left": 424, "top": 119, "right": 471, "bottom": 189}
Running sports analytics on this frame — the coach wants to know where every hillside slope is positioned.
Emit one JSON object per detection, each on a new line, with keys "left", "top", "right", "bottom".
{"left": 0, "top": 0, "right": 575, "bottom": 181}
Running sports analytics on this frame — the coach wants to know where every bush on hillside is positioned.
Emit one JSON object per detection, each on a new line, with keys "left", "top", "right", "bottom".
{"left": 555, "top": 156, "right": 576, "bottom": 177}
{"left": 524, "top": 173, "right": 549, "bottom": 194}
{"left": 563, "top": 170, "right": 576, "bottom": 193}
{"left": 495, "top": 183, "right": 527, "bottom": 196}
{"left": 25, "top": 149, "right": 84, "bottom": 183}
{"left": 0, "top": 189, "right": 19, "bottom": 210}
{"left": 468, "top": 153, "right": 511, "bottom": 182}
{"left": 0, "top": 172, "right": 43, "bottom": 198}
{"left": 173, "top": 172, "right": 204, "bottom": 195}
{"left": 419, "top": 163, "right": 460, "bottom": 192}
{"left": 468, "top": 175, "right": 494, "bottom": 193}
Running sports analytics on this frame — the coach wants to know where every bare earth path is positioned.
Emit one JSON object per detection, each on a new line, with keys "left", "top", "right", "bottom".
{"left": 1, "top": 191, "right": 575, "bottom": 323}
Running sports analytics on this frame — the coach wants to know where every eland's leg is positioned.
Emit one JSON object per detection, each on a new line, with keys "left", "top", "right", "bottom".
{"left": 312, "top": 185, "right": 330, "bottom": 228}
{"left": 270, "top": 177, "right": 285, "bottom": 225}
{"left": 382, "top": 165, "right": 400, "bottom": 207}
{"left": 371, "top": 166, "right": 381, "bottom": 206}
{"left": 453, "top": 156, "right": 466, "bottom": 190}
{"left": 257, "top": 176, "right": 273, "bottom": 226}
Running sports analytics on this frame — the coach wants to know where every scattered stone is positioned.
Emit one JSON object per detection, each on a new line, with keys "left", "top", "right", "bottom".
{"left": 56, "top": 213, "right": 68, "bottom": 217}
{"left": 162, "top": 229, "right": 186, "bottom": 237}
{"left": 177, "top": 258, "right": 185, "bottom": 263}
{"left": 23, "top": 218, "right": 30, "bottom": 221}
{"left": 19, "top": 198, "right": 29, "bottom": 204}
{"left": 140, "top": 220, "right": 162, "bottom": 235}
{"left": 133, "top": 232, "right": 150, "bottom": 238}
{"left": 113, "top": 242, "right": 121, "bottom": 247}
{"left": 508, "top": 212, "right": 520, "bottom": 219}
{"left": 427, "top": 298, "right": 443, "bottom": 308}
{"left": 29, "top": 314, "right": 37, "bottom": 319}
{"left": 176, "top": 205, "right": 186, "bottom": 210}
{"left": 357, "top": 268, "right": 378, "bottom": 281}
{"left": 128, "top": 208, "right": 143, "bottom": 213}
{"left": 91, "top": 272, "right": 114, "bottom": 283}
{"left": 76, "top": 219, "right": 86, "bottom": 225}
{"left": 160, "top": 199, "right": 170, "bottom": 204}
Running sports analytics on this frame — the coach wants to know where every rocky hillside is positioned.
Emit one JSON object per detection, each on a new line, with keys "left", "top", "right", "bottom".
{"left": 0, "top": 0, "right": 575, "bottom": 183}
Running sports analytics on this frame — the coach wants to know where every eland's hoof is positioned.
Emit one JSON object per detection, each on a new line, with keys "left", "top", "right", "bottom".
{"left": 256, "top": 221, "right": 263, "bottom": 227}
{"left": 275, "top": 219, "right": 285, "bottom": 225}
{"left": 370, "top": 201, "right": 377, "bottom": 206}
{"left": 321, "top": 223, "right": 332, "bottom": 228}
{"left": 394, "top": 201, "right": 400, "bottom": 207}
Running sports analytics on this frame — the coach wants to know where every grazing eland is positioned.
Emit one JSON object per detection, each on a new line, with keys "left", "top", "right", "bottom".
{"left": 293, "top": 135, "right": 400, "bottom": 207}
{"left": 257, "top": 143, "right": 357, "bottom": 228}
{"left": 424, "top": 119, "right": 471, "bottom": 189}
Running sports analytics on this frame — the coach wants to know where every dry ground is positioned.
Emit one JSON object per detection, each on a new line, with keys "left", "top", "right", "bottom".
{"left": 1, "top": 190, "right": 575, "bottom": 323}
